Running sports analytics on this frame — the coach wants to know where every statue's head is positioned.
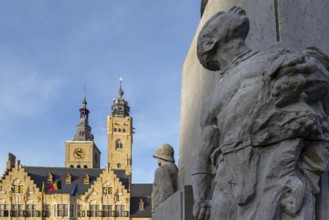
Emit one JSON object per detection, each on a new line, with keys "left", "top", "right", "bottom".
{"left": 153, "top": 144, "right": 175, "bottom": 164}
{"left": 197, "top": 6, "right": 250, "bottom": 71}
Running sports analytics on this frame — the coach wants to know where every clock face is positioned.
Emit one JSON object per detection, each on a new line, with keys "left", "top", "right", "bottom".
{"left": 74, "top": 148, "right": 85, "bottom": 159}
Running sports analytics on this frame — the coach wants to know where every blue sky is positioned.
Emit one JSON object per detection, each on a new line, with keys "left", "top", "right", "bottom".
{"left": 0, "top": 1, "right": 200, "bottom": 183}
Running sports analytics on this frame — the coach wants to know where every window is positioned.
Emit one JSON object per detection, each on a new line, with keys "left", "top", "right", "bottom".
{"left": 42, "top": 205, "right": 50, "bottom": 217}
{"left": 26, "top": 204, "right": 37, "bottom": 217}
{"left": 11, "top": 204, "right": 23, "bottom": 217}
{"left": 115, "top": 140, "right": 123, "bottom": 150}
{"left": 103, "top": 205, "right": 112, "bottom": 217}
{"left": 89, "top": 205, "right": 100, "bottom": 217}
{"left": 0, "top": 204, "right": 8, "bottom": 217}
{"left": 77, "top": 165, "right": 81, "bottom": 168}
{"left": 114, "top": 128, "right": 117, "bottom": 132}
{"left": 115, "top": 205, "right": 124, "bottom": 217}
{"left": 70, "top": 204, "right": 75, "bottom": 217}
{"left": 117, "top": 163, "right": 121, "bottom": 168}
{"left": 56, "top": 204, "right": 68, "bottom": 217}
{"left": 83, "top": 165, "right": 88, "bottom": 168}
{"left": 123, "top": 129, "right": 126, "bottom": 132}
{"left": 77, "top": 205, "right": 85, "bottom": 217}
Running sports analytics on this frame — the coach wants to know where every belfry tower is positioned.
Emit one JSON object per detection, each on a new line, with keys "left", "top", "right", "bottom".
{"left": 107, "top": 80, "right": 133, "bottom": 176}
{"left": 65, "top": 94, "right": 101, "bottom": 168}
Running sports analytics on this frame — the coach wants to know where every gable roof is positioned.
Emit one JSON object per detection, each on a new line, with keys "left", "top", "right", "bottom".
{"left": 24, "top": 166, "right": 103, "bottom": 195}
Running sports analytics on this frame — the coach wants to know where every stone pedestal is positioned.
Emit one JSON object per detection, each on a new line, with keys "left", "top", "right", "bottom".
{"left": 152, "top": 185, "right": 195, "bottom": 220}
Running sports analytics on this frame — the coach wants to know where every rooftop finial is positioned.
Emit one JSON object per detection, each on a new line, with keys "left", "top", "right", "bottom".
{"left": 82, "top": 85, "right": 87, "bottom": 106}
{"left": 118, "top": 77, "right": 124, "bottom": 99}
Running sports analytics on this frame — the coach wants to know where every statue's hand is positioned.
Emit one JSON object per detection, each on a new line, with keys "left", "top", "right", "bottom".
{"left": 193, "top": 199, "right": 211, "bottom": 220}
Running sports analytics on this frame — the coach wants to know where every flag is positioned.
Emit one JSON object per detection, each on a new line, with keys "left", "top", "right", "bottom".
{"left": 70, "top": 184, "right": 78, "bottom": 196}
{"left": 42, "top": 181, "right": 45, "bottom": 196}
{"left": 48, "top": 180, "right": 61, "bottom": 191}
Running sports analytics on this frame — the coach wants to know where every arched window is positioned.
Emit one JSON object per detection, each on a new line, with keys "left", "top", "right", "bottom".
{"left": 115, "top": 140, "right": 123, "bottom": 150}
{"left": 77, "top": 165, "right": 81, "bottom": 168}
{"left": 70, "top": 165, "right": 74, "bottom": 168}
{"left": 84, "top": 165, "right": 88, "bottom": 168}
{"left": 117, "top": 163, "right": 121, "bottom": 168}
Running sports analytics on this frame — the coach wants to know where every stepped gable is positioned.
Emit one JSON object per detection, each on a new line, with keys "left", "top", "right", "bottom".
{"left": 113, "top": 169, "right": 130, "bottom": 190}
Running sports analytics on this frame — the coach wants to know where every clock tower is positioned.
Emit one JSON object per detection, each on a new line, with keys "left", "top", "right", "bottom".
{"left": 107, "top": 81, "right": 133, "bottom": 176}
{"left": 65, "top": 95, "right": 101, "bottom": 168}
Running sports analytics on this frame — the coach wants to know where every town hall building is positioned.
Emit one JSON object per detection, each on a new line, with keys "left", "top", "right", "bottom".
{"left": 0, "top": 83, "right": 152, "bottom": 220}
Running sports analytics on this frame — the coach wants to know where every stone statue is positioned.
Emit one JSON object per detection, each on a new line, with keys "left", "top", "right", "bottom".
{"left": 201, "top": 0, "right": 208, "bottom": 16}
{"left": 152, "top": 144, "right": 178, "bottom": 211}
{"left": 192, "top": 6, "right": 329, "bottom": 220}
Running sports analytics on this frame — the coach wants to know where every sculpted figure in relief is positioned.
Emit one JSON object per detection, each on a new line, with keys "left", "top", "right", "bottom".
{"left": 192, "top": 6, "right": 329, "bottom": 220}
{"left": 152, "top": 144, "right": 178, "bottom": 210}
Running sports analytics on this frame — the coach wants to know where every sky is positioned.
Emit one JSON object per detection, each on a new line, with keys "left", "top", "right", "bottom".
{"left": 0, "top": 1, "right": 201, "bottom": 183}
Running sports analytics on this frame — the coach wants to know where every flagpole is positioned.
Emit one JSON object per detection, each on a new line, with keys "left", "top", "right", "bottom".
{"left": 10, "top": 186, "right": 12, "bottom": 220}
{"left": 60, "top": 188, "right": 63, "bottom": 218}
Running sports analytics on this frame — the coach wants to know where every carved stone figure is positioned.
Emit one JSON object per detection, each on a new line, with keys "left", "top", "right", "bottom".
{"left": 192, "top": 6, "right": 329, "bottom": 220}
{"left": 152, "top": 144, "right": 178, "bottom": 210}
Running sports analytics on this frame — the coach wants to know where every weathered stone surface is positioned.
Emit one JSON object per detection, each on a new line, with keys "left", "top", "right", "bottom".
{"left": 191, "top": 6, "right": 329, "bottom": 220}
{"left": 179, "top": 0, "right": 329, "bottom": 190}
{"left": 152, "top": 144, "right": 178, "bottom": 210}
{"left": 153, "top": 185, "right": 195, "bottom": 220}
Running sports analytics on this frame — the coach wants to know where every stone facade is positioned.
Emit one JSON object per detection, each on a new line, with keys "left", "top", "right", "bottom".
{"left": 0, "top": 84, "right": 152, "bottom": 220}
{"left": 107, "top": 116, "right": 133, "bottom": 176}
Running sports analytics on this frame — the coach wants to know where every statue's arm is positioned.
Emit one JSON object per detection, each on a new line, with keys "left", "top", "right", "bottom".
{"left": 192, "top": 124, "right": 219, "bottom": 220}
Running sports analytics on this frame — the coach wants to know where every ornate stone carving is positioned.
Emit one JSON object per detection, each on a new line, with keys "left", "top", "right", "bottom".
{"left": 192, "top": 6, "right": 329, "bottom": 220}
{"left": 152, "top": 144, "right": 178, "bottom": 211}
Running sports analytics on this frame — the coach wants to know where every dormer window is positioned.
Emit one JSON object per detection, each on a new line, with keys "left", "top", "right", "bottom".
{"left": 65, "top": 172, "right": 72, "bottom": 184}
{"left": 138, "top": 199, "right": 144, "bottom": 211}
{"left": 84, "top": 173, "right": 90, "bottom": 184}
{"left": 47, "top": 172, "right": 53, "bottom": 183}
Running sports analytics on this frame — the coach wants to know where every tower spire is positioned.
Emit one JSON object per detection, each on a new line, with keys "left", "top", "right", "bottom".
{"left": 80, "top": 87, "right": 89, "bottom": 120}
{"left": 111, "top": 77, "right": 130, "bottom": 117}
{"left": 73, "top": 88, "right": 93, "bottom": 141}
